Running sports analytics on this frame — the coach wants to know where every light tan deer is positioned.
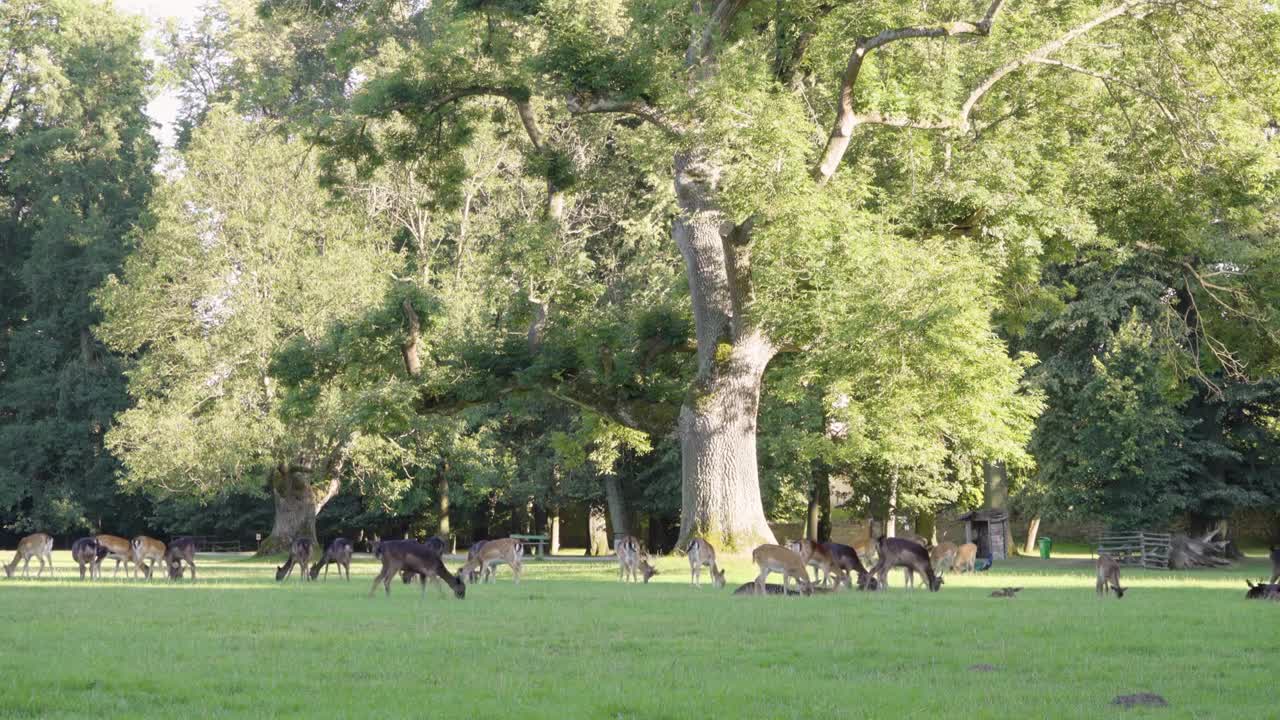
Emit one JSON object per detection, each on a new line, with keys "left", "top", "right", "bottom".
{"left": 4, "top": 532, "right": 54, "bottom": 578}
{"left": 953, "top": 543, "right": 978, "bottom": 573}
{"left": 751, "top": 544, "right": 814, "bottom": 596}
{"left": 930, "top": 542, "right": 958, "bottom": 576}
{"left": 787, "top": 539, "right": 840, "bottom": 587}
{"left": 616, "top": 535, "right": 658, "bottom": 583}
{"left": 276, "top": 538, "right": 314, "bottom": 582}
{"left": 130, "top": 536, "right": 166, "bottom": 579}
{"left": 94, "top": 534, "right": 135, "bottom": 578}
{"left": 687, "top": 538, "right": 724, "bottom": 588}
{"left": 458, "top": 537, "right": 524, "bottom": 584}
{"left": 1096, "top": 555, "right": 1126, "bottom": 598}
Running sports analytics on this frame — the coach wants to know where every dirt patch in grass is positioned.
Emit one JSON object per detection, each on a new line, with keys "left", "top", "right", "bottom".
{"left": 1111, "top": 693, "right": 1167, "bottom": 709}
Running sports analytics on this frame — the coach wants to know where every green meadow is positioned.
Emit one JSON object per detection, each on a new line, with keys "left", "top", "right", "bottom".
{"left": 0, "top": 551, "right": 1275, "bottom": 719}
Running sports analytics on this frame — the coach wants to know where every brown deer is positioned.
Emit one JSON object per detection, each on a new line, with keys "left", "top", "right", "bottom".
{"left": 929, "top": 541, "right": 958, "bottom": 576}
{"left": 459, "top": 538, "right": 524, "bottom": 584}
{"left": 369, "top": 539, "right": 465, "bottom": 599}
{"left": 400, "top": 537, "right": 453, "bottom": 585}
{"left": 953, "top": 543, "right": 978, "bottom": 573}
{"left": 310, "top": 538, "right": 353, "bottom": 581}
{"left": 462, "top": 540, "right": 487, "bottom": 583}
{"left": 130, "top": 536, "right": 166, "bottom": 579}
{"left": 1096, "top": 555, "right": 1126, "bottom": 598}
{"left": 732, "top": 582, "right": 834, "bottom": 596}
{"left": 750, "top": 544, "right": 814, "bottom": 596}
{"left": 94, "top": 534, "right": 135, "bottom": 578}
{"left": 787, "top": 539, "right": 842, "bottom": 588}
{"left": 687, "top": 538, "right": 725, "bottom": 588}
{"left": 823, "top": 542, "right": 873, "bottom": 590}
{"left": 616, "top": 535, "right": 658, "bottom": 583}
{"left": 165, "top": 537, "right": 197, "bottom": 580}
{"left": 276, "top": 538, "right": 314, "bottom": 582}
{"left": 869, "top": 537, "right": 942, "bottom": 592}
{"left": 4, "top": 532, "right": 54, "bottom": 578}
{"left": 71, "top": 537, "right": 108, "bottom": 580}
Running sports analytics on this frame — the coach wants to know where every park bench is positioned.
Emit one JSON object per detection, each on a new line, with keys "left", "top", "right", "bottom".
{"left": 510, "top": 534, "right": 549, "bottom": 558}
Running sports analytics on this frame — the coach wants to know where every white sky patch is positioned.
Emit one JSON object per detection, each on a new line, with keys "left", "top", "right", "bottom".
{"left": 113, "top": 0, "right": 206, "bottom": 149}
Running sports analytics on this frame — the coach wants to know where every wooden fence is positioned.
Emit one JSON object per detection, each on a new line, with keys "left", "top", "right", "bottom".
{"left": 1095, "top": 531, "right": 1171, "bottom": 570}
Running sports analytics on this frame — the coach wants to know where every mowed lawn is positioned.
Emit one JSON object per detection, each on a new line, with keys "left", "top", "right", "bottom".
{"left": 1, "top": 550, "right": 1276, "bottom": 719}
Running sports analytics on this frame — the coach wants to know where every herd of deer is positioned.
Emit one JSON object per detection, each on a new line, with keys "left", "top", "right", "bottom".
{"left": 7, "top": 529, "right": 1280, "bottom": 602}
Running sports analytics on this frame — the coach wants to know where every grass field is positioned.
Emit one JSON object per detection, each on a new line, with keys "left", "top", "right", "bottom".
{"left": 1, "top": 549, "right": 1276, "bottom": 719}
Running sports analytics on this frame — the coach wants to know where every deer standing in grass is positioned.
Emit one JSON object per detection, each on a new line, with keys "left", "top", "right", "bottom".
{"left": 310, "top": 538, "right": 353, "bottom": 581}
{"left": 929, "top": 542, "right": 958, "bottom": 576}
{"left": 71, "top": 537, "right": 108, "bottom": 580}
{"left": 370, "top": 540, "right": 465, "bottom": 599}
{"left": 687, "top": 538, "right": 725, "bottom": 588}
{"left": 94, "top": 534, "right": 135, "bottom": 578}
{"left": 165, "top": 537, "right": 197, "bottom": 580}
{"left": 616, "top": 535, "right": 657, "bottom": 583}
{"left": 459, "top": 538, "right": 524, "bottom": 584}
{"left": 823, "top": 542, "right": 873, "bottom": 589}
{"left": 130, "top": 536, "right": 166, "bottom": 579}
{"left": 869, "top": 537, "right": 942, "bottom": 592}
{"left": 787, "top": 539, "right": 843, "bottom": 588}
{"left": 1096, "top": 555, "right": 1126, "bottom": 598}
{"left": 953, "top": 543, "right": 978, "bottom": 574}
{"left": 4, "top": 533, "right": 54, "bottom": 578}
{"left": 751, "top": 544, "right": 813, "bottom": 596}
{"left": 276, "top": 538, "right": 314, "bottom": 582}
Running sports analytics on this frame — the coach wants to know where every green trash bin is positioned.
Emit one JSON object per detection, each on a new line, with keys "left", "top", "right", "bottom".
{"left": 1038, "top": 537, "right": 1052, "bottom": 559}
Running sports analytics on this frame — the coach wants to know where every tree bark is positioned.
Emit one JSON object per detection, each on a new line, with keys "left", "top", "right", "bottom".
{"left": 1022, "top": 515, "right": 1041, "bottom": 555}
{"left": 983, "top": 460, "right": 1016, "bottom": 552}
{"left": 260, "top": 464, "right": 339, "bottom": 555}
{"left": 437, "top": 467, "right": 450, "bottom": 538}
{"left": 885, "top": 468, "right": 899, "bottom": 538}
{"left": 550, "top": 507, "right": 560, "bottom": 555}
{"left": 915, "top": 511, "right": 937, "bottom": 546}
{"left": 602, "top": 473, "right": 629, "bottom": 542}
{"left": 587, "top": 502, "right": 609, "bottom": 556}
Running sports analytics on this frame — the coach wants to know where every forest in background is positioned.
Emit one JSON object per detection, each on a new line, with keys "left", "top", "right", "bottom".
{"left": 2, "top": 0, "right": 1279, "bottom": 553}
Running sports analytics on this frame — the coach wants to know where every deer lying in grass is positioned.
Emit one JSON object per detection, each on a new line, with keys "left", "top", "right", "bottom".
{"left": 687, "top": 538, "right": 725, "bottom": 588}
{"left": 732, "top": 582, "right": 834, "bottom": 596}
{"left": 869, "top": 537, "right": 942, "bottom": 592}
{"left": 787, "top": 539, "right": 841, "bottom": 588}
{"left": 990, "top": 587, "right": 1023, "bottom": 598}
{"left": 130, "top": 536, "right": 166, "bottom": 579}
{"left": 750, "top": 544, "right": 813, "bottom": 596}
{"left": 370, "top": 539, "right": 465, "bottom": 599}
{"left": 94, "top": 534, "right": 134, "bottom": 578}
{"left": 276, "top": 538, "right": 314, "bottom": 582}
{"left": 953, "top": 543, "right": 978, "bottom": 573}
{"left": 310, "top": 538, "right": 353, "bottom": 581}
{"left": 1096, "top": 555, "right": 1126, "bottom": 598}
{"left": 929, "top": 542, "right": 958, "bottom": 576}
{"left": 459, "top": 538, "right": 524, "bottom": 584}
{"left": 165, "top": 537, "right": 197, "bottom": 580}
{"left": 824, "top": 542, "right": 874, "bottom": 590}
{"left": 1245, "top": 579, "right": 1280, "bottom": 600}
{"left": 71, "top": 537, "right": 108, "bottom": 580}
{"left": 4, "top": 532, "right": 54, "bottom": 578}
{"left": 616, "top": 535, "right": 658, "bottom": 584}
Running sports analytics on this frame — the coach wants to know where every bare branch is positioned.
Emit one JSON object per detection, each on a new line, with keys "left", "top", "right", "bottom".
{"left": 688, "top": 0, "right": 753, "bottom": 69}
{"left": 565, "top": 95, "right": 685, "bottom": 137}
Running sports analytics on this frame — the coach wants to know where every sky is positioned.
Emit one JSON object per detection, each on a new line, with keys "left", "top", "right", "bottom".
{"left": 114, "top": 0, "right": 206, "bottom": 148}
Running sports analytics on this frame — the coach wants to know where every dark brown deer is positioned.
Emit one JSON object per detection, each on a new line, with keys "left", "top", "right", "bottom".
{"left": 687, "top": 538, "right": 725, "bottom": 588}
{"left": 310, "top": 538, "right": 353, "bottom": 581}
{"left": 1096, "top": 554, "right": 1126, "bottom": 598}
{"left": 732, "top": 582, "right": 835, "bottom": 596}
{"left": 823, "top": 542, "right": 874, "bottom": 589}
{"left": 869, "top": 537, "right": 942, "bottom": 592}
{"left": 165, "top": 537, "right": 197, "bottom": 580}
{"left": 369, "top": 539, "right": 465, "bottom": 599}
{"left": 276, "top": 538, "right": 314, "bottom": 582}
{"left": 4, "top": 532, "right": 54, "bottom": 578}
{"left": 1244, "top": 579, "right": 1280, "bottom": 600}
{"left": 399, "top": 537, "right": 447, "bottom": 585}
{"left": 71, "top": 537, "right": 108, "bottom": 580}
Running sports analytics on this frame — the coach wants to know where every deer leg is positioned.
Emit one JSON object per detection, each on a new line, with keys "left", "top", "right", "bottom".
{"left": 754, "top": 568, "right": 770, "bottom": 594}
{"left": 25, "top": 557, "right": 34, "bottom": 578}
{"left": 513, "top": 560, "right": 521, "bottom": 584}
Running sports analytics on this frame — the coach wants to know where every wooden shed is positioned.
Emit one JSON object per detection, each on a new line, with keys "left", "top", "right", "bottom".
{"left": 959, "top": 509, "right": 1009, "bottom": 561}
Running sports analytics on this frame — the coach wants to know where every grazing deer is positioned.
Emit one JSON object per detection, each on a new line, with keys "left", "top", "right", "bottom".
{"left": 4, "top": 532, "right": 54, "bottom": 578}
{"left": 1096, "top": 554, "right": 1126, "bottom": 598}
{"left": 370, "top": 539, "right": 465, "bottom": 599}
{"left": 276, "top": 538, "right": 314, "bottom": 582}
{"left": 310, "top": 538, "right": 353, "bottom": 581}
{"left": 869, "top": 537, "right": 942, "bottom": 592}
{"left": 165, "top": 537, "right": 197, "bottom": 580}
{"left": 399, "top": 537, "right": 453, "bottom": 585}
{"left": 750, "top": 544, "right": 814, "bottom": 596}
{"left": 130, "top": 536, "right": 166, "bottom": 579}
{"left": 71, "top": 537, "right": 108, "bottom": 580}
{"left": 616, "top": 535, "right": 658, "bottom": 584}
{"left": 687, "top": 538, "right": 725, "bottom": 588}
{"left": 787, "top": 539, "right": 840, "bottom": 588}
{"left": 94, "top": 534, "right": 135, "bottom": 578}
{"left": 823, "top": 542, "right": 873, "bottom": 589}
{"left": 1270, "top": 546, "right": 1279, "bottom": 584}
{"left": 929, "top": 542, "right": 958, "bottom": 576}
{"left": 953, "top": 543, "right": 978, "bottom": 573}
{"left": 1245, "top": 579, "right": 1280, "bottom": 600}
{"left": 459, "top": 537, "right": 524, "bottom": 584}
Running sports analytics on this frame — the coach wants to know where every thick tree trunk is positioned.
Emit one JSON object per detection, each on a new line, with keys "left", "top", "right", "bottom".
{"left": 1022, "top": 515, "right": 1041, "bottom": 555}
{"left": 550, "top": 507, "right": 560, "bottom": 555}
{"left": 587, "top": 502, "right": 609, "bottom": 556}
{"left": 885, "top": 468, "right": 899, "bottom": 538}
{"left": 806, "top": 492, "right": 820, "bottom": 541}
{"left": 982, "top": 460, "right": 1016, "bottom": 553}
{"left": 915, "top": 511, "right": 937, "bottom": 546}
{"left": 603, "top": 473, "right": 629, "bottom": 542}
{"left": 260, "top": 465, "right": 339, "bottom": 555}
{"left": 437, "top": 469, "right": 450, "bottom": 538}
